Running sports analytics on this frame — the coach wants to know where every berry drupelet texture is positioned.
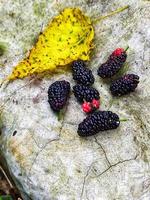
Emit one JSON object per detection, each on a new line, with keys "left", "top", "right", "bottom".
{"left": 112, "top": 48, "right": 125, "bottom": 56}
{"left": 72, "top": 60, "right": 95, "bottom": 86}
{"left": 78, "top": 111, "right": 120, "bottom": 137}
{"left": 110, "top": 74, "right": 139, "bottom": 96}
{"left": 48, "top": 80, "right": 70, "bottom": 112}
{"left": 97, "top": 48, "right": 127, "bottom": 78}
{"left": 91, "top": 99, "right": 100, "bottom": 109}
{"left": 82, "top": 102, "right": 92, "bottom": 113}
{"left": 73, "top": 84, "right": 100, "bottom": 103}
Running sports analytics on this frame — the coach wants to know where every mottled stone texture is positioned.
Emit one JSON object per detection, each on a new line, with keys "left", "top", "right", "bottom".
{"left": 0, "top": 0, "right": 150, "bottom": 199}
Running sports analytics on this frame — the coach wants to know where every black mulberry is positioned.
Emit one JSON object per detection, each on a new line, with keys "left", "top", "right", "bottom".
{"left": 97, "top": 48, "right": 127, "bottom": 78}
{"left": 72, "top": 60, "right": 95, "bottom": 86}
{"left": 78, "top": 111, "right": 120, "bottom": 137}
{"left": 110, "top": 74, "right": 139, "bottom": 96}
{"left": 73, "top": 84, "right": 100, "bottom": 103}
{"left": 48, "top": 80, "right": 70, "bottom": 112}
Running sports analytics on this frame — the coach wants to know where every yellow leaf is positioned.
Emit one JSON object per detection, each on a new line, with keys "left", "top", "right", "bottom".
{"left": 8, "top": 8, "right": 94, "bottom": 81}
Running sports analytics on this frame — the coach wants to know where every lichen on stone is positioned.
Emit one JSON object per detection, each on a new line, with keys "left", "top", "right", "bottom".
{"left": 0, "top": 42, "right": 6, "bottom": 57}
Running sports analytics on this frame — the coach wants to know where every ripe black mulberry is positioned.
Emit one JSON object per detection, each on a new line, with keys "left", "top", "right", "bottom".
{"left": 78, "top": 111, "right": 120, "bottom": 137}
{"left": 73, "top": 84, "right": 100, "bottom": 103}
{"left": 48, "top": 80, "right": 70, "bottom": 112}
{"left": 72, "top": 60, "right": 95, "bottom": 86}
{"left": 110, "top": 74, "right": 139, "bottom": 96}
{"left": 97, "top": 48, "right": 127, "bottom": 78}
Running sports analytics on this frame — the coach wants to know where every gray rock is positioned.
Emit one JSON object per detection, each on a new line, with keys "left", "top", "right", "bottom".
{"left": 0, "top": 0, "right": 150, "bottom": 199}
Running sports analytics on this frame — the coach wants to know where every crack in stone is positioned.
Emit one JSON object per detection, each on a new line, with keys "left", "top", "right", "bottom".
{"left": 95, "top": 154, "right": 138, "bottom": 178}
{"left": 80, "top": 162, "right": 96, "bottom": 200}
{"left": 0, "top": 79, "right": 34, "bottom": 112}
{"left": 25, "top": 139, "right": 58, "bottom": 198}
{"left": 27, "top": 138, "right": 59, "bottom": 185}
{"left": 30, "top": 132, "right": 43, "bottom": 149}
{"left": 26, "top": 108, "right": 68, "bottom": 185}
{"left": 29, "top": 121, "right": 60, "bottom": 149}
{"left": 29, "top": 131, "right": 59, "bottom": 150}
{"left": 142, "top": 39, "right": 146, "bottom": 69}
{"left": 85, "top": 190, "right": 90, "bottom": 200}
{"left": 94, "top": 136, "right": 111, "bottom": 167}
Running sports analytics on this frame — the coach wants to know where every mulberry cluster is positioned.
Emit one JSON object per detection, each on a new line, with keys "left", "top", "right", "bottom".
{"left": 48, "top": 80, "right": 70, "bottom": 112}
{"left": 78, "top": 111, "right": 120, "bottom": 137}
{"left": 97, "top": 48, "right": 127, "bottom": 78}
{"left": 47, "top": 47, "right": 140, "bottom": 138}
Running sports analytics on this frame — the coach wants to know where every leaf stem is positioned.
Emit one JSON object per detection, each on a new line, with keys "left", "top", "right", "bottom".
{"left": 120, "top": 118, "right": 128, "bottom": 122}
{"left": 93, "top": 5, "right": 129, "bottom": 24}
{"left": 125, "top": 46, "right": 129, "bottom": 52}
{"left": 57, "top": 109, "right": 64, "bottom": 121}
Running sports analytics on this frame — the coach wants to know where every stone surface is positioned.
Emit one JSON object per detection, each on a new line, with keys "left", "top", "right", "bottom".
{"left": 0, "top": 0, "right": 150, "bottom": 199}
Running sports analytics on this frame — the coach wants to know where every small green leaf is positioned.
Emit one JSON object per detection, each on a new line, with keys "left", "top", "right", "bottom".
{"left": 115, "top": 63, "right": 130, "bottom": 78}
{"left": 0, "top": 195, "right": 13, "bottom": 200}
{"left": 98, "top": 63, "right": 130, "bottom": 86}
